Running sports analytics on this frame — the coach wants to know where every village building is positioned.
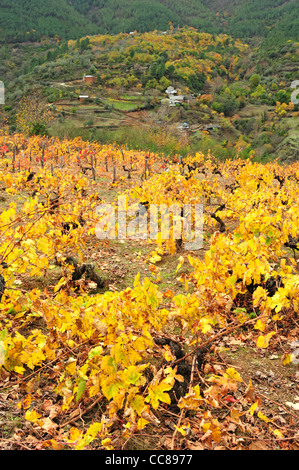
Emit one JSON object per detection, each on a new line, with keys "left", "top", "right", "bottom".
{"left": 164, "top": 86, "right": 185, "bottom": 107}
{"left": 83, "top": 75, "right": 97, "bottom": 85}
{"left": 165, "top": 86, "right": 179, "bottom": 97}
{"left": 177, "top": 122, "right": 190, "bottom": 131}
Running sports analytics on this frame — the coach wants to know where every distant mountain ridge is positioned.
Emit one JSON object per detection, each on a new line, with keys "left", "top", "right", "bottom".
{"left": 0, "top": 0, "right": 298, "bottom": 44}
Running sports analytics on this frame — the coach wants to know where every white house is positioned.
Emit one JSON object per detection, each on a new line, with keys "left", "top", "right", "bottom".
{"left": 177, "top": 122, "right": 190, "bottom": 130}
{"left": 165, "top": 86, "right": 177, "bottom": 96}
{"left": 164, "top": 86, "right": 185, "bottom": 107}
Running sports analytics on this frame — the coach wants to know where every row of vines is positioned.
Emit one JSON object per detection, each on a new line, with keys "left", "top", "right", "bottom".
{"left": 0, "top": 132, "right": 298, "bottom": 450}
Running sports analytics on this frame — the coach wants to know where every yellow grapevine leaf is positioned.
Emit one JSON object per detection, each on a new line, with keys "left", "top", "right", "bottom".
{"left": 130, "top": 395, "right": 146, "bottom": 416}
{"left": 54, "top": 277, "right": 66, "bottom": 293}
{"left": 174, "top": 423, "right": 190, "bottom": 436}
{"left": 137, "top": 417, "right": 150, "bottom": 430}
{"left": 164, "top": 365, "right": 184, "bottom": 383}
{"left": 149, "top": 253, "right": 162, "bottom": 264}
{"left": 23, "top": 394, "right": 33, "bottom": 410}
{"left": 173, "top": 294, "right": 187, "bottom": 307}
{"left": 44, "top": 439, "right": 64, "bottom": 450}
{"left": 14, "top": 365, "right": 26, "bottom": 374}
{"left": 65, "top": 358, "right": 77, "bottom": 376}
{"left": 282, "top": 353, "right": 292, "bottom": 365}
{"left": 257, "top": 410, "right": 272, "bottom": 423}
{"left": 224, "top": 367, "right": 242, "bottom": 383}
{"left": 25, "top": 409, "right": 42, "bottom": 423}
{"left": 122, "top": 364, "right": 147, "bottom": 385}
{"left": 162, "top": 345, "right": 176, "bottom": 362}
{"left": 178, "top": 384, "right": 203, "bottom": 410}
{"left": 199, "top": 317, "right": 212, "bottom": 334}
{"left": 176, "top": 256, "right": 184, "bottom": 272}
{"left": 37, "top": 238, "right": 51, "bottom": 255}
{"left": 249, "top": 400, "right": 259, "bottom": 416}
{"left": 68, "top": 427, "right": 82, "bottom": 443}
{"left": 254, "top": 319, "right": 267, "bottom": 332}
{"left": 86, "top": 422, "right": 104, "bottom": 439}
{"left": 101, "top": 437, "right": 113, "bottom": 449}
{"left": 101, "top": 378, "right": 124, "bottom": 400}
{"left": 146, "top": 380, "right": 172, "bottom": 409}
{"left": 202, "top": 421, "right": 211, "bottom": 433}
{"left": 252, "top": 286, "right": 267, "bottom": 306}
{"left": 256, "top": 331, "right": 276, "bottom": 348}
{"left": 270, "top": 428, "right": 285, "bottom": 439}
{"left": 272, "top": 313, "right": 283, "bottom": 322}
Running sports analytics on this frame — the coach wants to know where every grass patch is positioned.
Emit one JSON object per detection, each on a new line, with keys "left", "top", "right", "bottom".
{"left": 103, "top": 98, "right": 140, "bottom": 112}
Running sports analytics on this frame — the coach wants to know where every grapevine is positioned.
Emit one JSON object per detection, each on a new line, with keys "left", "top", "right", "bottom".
{"left": 0, "top": 131, "right": 298, "bottom": 450}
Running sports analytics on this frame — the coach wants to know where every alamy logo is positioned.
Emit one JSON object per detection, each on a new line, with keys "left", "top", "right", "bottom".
{"left": 290, "top": 80, "right": 299, "bottom": 105}
{"left": 0, "top": 81, "right": 4, "bottom": 105}
{"left": 95, "top": 196, "right": 203, "bottom": 250}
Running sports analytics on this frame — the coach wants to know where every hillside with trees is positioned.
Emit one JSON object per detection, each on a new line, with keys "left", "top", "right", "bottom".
{"left": 0, "top": 0, "right": 298, "bottom": 46}
{"left": 1, "top": 27, "right": 298, "bottom": 162}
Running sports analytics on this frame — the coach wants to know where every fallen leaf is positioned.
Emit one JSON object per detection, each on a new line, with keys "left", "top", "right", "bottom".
{"left": 187, "top": 442, "right": 205, "bottom": 450}
{"left": 285, "top": 400, "right": 299, "bottom": 410}
{"left": 244, "top": 381, "right": 257, "bottom": 403}
{"left": 39, "top": 417, "right": 58, "bottom": 432}
{"left": 43, "top": 400, "right": 61, "bottom": 419}
{"left": 223, "top": 395, "right": 238, "bottom": 403}
{"left": 249, "top": 441, "right": 268, "bottom": 450}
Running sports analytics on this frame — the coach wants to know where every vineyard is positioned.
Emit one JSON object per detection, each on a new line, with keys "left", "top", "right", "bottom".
{"left": 0, "top": 132, "right": 298, "bottom": 450}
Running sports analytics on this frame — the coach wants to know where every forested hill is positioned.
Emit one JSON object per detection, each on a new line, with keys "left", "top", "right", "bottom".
{"left": 0, "top": 0, "right": 96, "bottom": 43}
{"left": 0, "top": 0, "right": 298, "bottom": 45}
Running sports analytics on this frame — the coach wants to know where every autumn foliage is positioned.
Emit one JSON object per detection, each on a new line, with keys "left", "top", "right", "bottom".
{"left": 0, "top": 132, "right": 298, "bottom": 450}
{"left": 15, "top": 93, "right": 54, "bottom": 136}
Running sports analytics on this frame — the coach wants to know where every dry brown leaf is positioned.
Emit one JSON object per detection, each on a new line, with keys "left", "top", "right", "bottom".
{"left": 244, "top": 383, "right": 257, "bottom": 403}
{"left": 92, "top": 317, "right": 108, "bottom": 336}
{"left": 201, "top": 429, "right": 213, "bottom": 441}
{"left": 159, "top": 437, "right": 174, "bottom": 449}
{"left": 188, "top": 442, "right": 205, "bottom": 450}
{"left": 249, "top": 441, "right": 269, "bottom": 450}
{"left": 140, "top": 409, "right": 160, "bottom": 426}
{"left": 43, "top": 400, "right": 61, "bottom": 419}
{"left": 226, "top": 421, "right": 237, "bottom": 432}
{"left": 39, "top": 417, "right": 57, "bottom": 433}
